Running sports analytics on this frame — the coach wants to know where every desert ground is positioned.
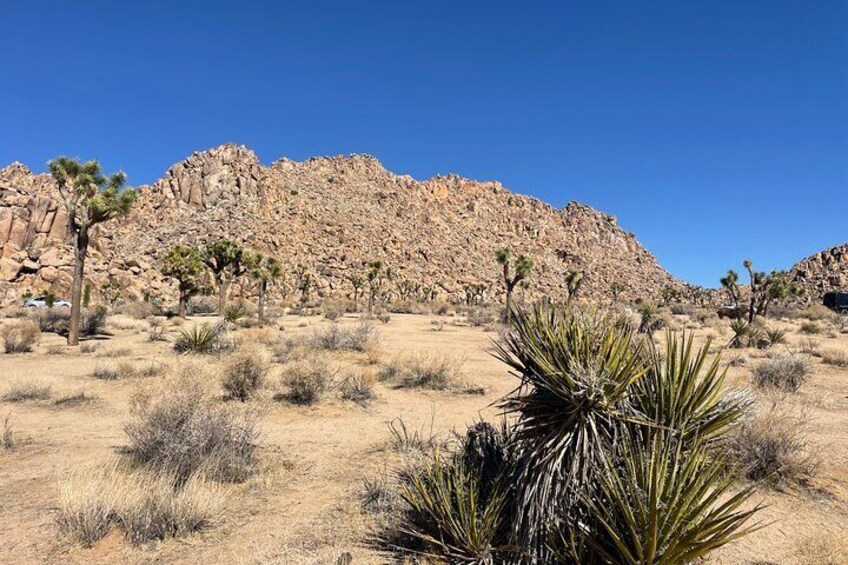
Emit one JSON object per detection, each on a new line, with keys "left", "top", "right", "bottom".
{"left": 1, "top": 306, "right": 847, "bottom": 564}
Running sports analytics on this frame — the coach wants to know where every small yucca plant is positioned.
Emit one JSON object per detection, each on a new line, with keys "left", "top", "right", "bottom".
{"left": 173, "top": 321, "right": 226, "bottom": 354}
{"left": 765, "top": 327, "right": 787, "bottom": 347}
{"left": 728, "top": 319, "right": 750, "bottom": 348}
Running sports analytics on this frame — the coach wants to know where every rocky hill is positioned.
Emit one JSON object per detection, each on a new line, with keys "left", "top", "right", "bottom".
{"left": 790, "top": 243, "right": 848, "bottom": 298}
{"left": 0, "top": 143, "right": 679, "bottom": 307}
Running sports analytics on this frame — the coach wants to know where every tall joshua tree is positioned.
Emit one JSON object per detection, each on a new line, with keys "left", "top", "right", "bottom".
{"left": 350, "top": 274, "right": 365, "bottom": 312}
{"left": 244, "top": 251, "right": 282, "bottom": 320}
{"left": 366, "top": 261, "right": 392, "bottom": 315}
{"left": 48, "top": 157, "right": 137, "bottom": 345}
{"left": 564, "top": 270, "right": 583, "bottom": 303}
{"left": 202, "top": 239, "right": 245, "bottom": 314}
{"left": 495, "top": 248, "right": 533, "bottom": 317}
{"left": 162, "top": 246, "right": 206, "bottom": 317}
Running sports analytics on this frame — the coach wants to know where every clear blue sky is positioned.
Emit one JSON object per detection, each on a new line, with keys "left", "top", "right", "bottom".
{"left": 1, "top": 1, "right": 845, "bottom": 287}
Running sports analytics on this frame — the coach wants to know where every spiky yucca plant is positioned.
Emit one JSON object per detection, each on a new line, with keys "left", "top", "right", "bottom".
{"left": 728, "top": 319, "right": 750, "bottom": 348}
{"left": 575, "top": 432, "right": 762, "bottom": 565}
{"left": 633, "top": 332, "right": 749, "bottom": 443}
{"left": 494, "top": 305, "right": 648, "bottom": 550}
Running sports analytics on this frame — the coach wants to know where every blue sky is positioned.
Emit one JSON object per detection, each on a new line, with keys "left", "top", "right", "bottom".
{"left": 1, "top": 1, "right": 845, "bottom": 287}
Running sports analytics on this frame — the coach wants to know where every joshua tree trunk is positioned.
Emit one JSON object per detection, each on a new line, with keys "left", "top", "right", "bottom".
{"left": 217, "top": 278, "right": 228, "bottom": 314}
{"left": 68, "top": 227, "right": 89, "bottom": 346}
{"left": 178, "top": 292, "right": 188, "bottom": 318}
{"left": 504, "top": 283, "right": 515, "bottom": 320}
{"left": 258, "top": 281, "right": 267, "bottom": 320}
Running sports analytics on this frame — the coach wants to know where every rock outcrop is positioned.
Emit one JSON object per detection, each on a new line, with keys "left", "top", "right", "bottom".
{"left": 0, "top": 143, "right": 680, "bottom": 306}
{"left": 790, "top": 243, "right": 848, "bottom": 299}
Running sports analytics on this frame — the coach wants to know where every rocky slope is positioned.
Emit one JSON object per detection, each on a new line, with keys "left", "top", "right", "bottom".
{"left": 1, "top": 143, "right": 679, "bottom": 306}
{"left": 790, "top": 243, "right": 848, "bottom": 298}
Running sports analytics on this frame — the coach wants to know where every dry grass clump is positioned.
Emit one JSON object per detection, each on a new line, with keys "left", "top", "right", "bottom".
{"left": 1, "top": 320, "right": 41, "bottom": 353}
{"left": 465, "top": 305, "right": 498, "bottom": 327}
{"left": 45, "top": 344, "right": 66, "bottom": 355}
{"left": 2, "top": 413, "right": 15, "bottom": 450}
{"left": 340, "top": 369, "right": 377, "bottom": 406}
{"left": 279, "top": 358, "right": 334, "bottom": 405}
{"left": 310, "top": 321, "right": 380, "bottom": 352}
{"left": 95, "top": 346, "right": 133, "bottom": 358}
{"left": 2, "top": 379, "right": 52, "bottom": 402}
{"left": 728, "top": 401, "right": 818, "bottom": 487}
{"left": 752, "top": 353, "right": 813, "bottom": 392}
{"left": 57, "top": 462, "right": 227, "bottom": 546}
{"left": 234, "top": 326, "right": 279, "bottom": 348}
{"left": 221, "top": 346, "right": 270, "bottom": 401}
{"left": 91, "top": 360, "right": 165, "bottom": 380}
{"left": 147, "top": 319, "right": 168, "bottom": 342}
{"left": 54, "top": 391, "right": 98, "bottom": 407}
{"left": 799, "top": 321, "right": 822, "bottom": 335}
{"left": 272, "top": 337, "right": 308, "bottom": 364}
{"left": 820, "top": 348, "right": 848, "bottom": 368}
{"left": 108, "top": 315, "right": 146, "bottom": 331}
{"left": 793, "top": 532, "right": 848, "bottom": 565}
{"left": 124, "top": 365, "right": 259, "bottom": 483}
{"left": 378, "top": 352, "right": 466, "bottom": 391}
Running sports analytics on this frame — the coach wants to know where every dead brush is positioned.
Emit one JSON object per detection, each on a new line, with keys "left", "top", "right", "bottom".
{"left": 820, "top": 348, "right": 848, "bottom": 368}
{"left": 54, "top": 391, "right": 98, "bottom": 407}
{"left": 1, "top": 320, "right": 41, "bottom": 353}
{"left": 56, "top": 462, "right": 228, "bottom": 546}
{"left": 124, "top": 364, "right": 259, "bottom": 483}
{"left": 2, "top": 379, "right": 52, "bottom": 402}
{"left": 278, "top": 357, "right": 338, "bottom": 405}
{"left": 378, "top": 352, "right": 467, "bottom": 391}
{"left": 752, "top": 352, "right": 813, "bottom": 392}
{"left": 728, "top": 400, "right": 818, "bottom": 487}
{"left": 221, "top": 346, "right": 270, "bottom": 401}
{"left": 95, "top": 346, "right": 133, "bottom": 358}
{"left": 340, "top": 369, "right": 377, "bottom": 406}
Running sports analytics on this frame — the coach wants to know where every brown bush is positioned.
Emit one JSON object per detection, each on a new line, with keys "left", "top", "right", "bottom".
{"left": 1, "top": 320, "right": 41, "bottom": 353}
{"left": 221, "top": 346, "right": 270, "bottom": 401}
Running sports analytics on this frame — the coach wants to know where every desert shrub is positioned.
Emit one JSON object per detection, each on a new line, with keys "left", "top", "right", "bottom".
{"left": 391, "top": 304, "right": 758, "bottom": 563}
{"left": 46, "top": 344, "right": 66, "bottom": 355}
{"left": 799, "top": 321, "right": 822, "bottom": 334}
{"left": 79, "top": 343, "right": 99, "bottom": 354}
{"left": 752, "top": 353, "right": 813, "bottom": 392}
{"left": 94, "top": 346, "right": 132, "bottom": 358}
{"left": 361, "top": 472, "right": 400, "bottom": 514}
{"left": 91, "top": 361, "right": 163, "bottom": 380}
{"left": 796, "top": 304, "right": 834, "bottom": 322}
{"left": 376, "top": 313, "right": 391, "bottom": 324}
{"left": 221, "top": 347, "right": 270, "bottom": 401}
{"left": 32, "top": 307, "right": 70, "bottom": 333}
{"left": 81, "top": 306, "right": 109, "bottom": 336}
{"left": 387, "top": 417, "right": 442, "bottom": 454}
{"left": 279, "top": 358, "right": 334, "bottom": 405}
{"left": 174, "top": 321, "right": 228, "bottom": 354}
{"left": 729, "top": 402, "right": 818, "bottom": 487}
{"left": 2, "top": 380, "right": 52, "bottom": 402}
{"left": 820, "top": 348, "right": 848, "bottom": 368}
{"left": 90, "top": 365, "right": 119, "bottom": 381}
{"left": 728, "top": 319, "right": 751, "bottom": 348}
{"left": 108, "top": 315, "right": 145, "bottom": 331}
{"left": 147, "top": 322, "right": 167, "bottom": 342}
{"left": 272, "top": 337, "right": 307, "bottom": 364}
{"left": 322, "top": 300, "right": 346, "bottom": 320}
{"left": 340, "top": 369, "right": 376, "bottom": 406}
{"left": 223, "top": 302, "right": 248, "bottom": 323}
{"left": 797, "top": 337, "right": 822, "bottom": 357}
{"left": 57, "top": 462, "right": 227, "bottom": 546}
{"left": 466, "top": 305, "right": 497, "bottom": 327}
{"left": 124, "top": 366, "right": 259, "bottom": 483}
{"left": 117, "top": 300, "right": 156, "bottom": 320}
{"left": 54, "top": 391, "right": 97, "bottom": 407}
{"left": 1, "top": 320, "right": 41, "bottom": 353}
{"left": 310, "top": 321, "right": 380, "bottom": 352}
{"left": 378, "top": 353, "right": 464, "bottom": 391}
{"left": 187, "top": 295, "right": 217, "bottom": 315}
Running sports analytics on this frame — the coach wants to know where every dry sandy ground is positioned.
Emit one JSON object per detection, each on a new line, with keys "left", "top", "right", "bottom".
{"left": 1, "top": 311, "right": 847, "bottom": 564}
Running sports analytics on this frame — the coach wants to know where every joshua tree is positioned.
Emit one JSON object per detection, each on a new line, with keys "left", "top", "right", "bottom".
{"left": 720, "top": 269, "right": 741, "bottom": 308}
{"left": 349, "top": 274, "right": 365, "bottom": 311}
{"left": 162, "top": 246, "right": 206, "bottom": 317}
{"left": 610, "top": 282, "right": 626, "bottom": 304}
{"left": 201, "top": 239, "right": 245, "bottom": 314}
{"left": 464, "top": 283, "right": 487, "bottom": 306}
{"left": 742, "top": 260, "right": 801, "bottom": 322}
{"left": 661, "top": 284, "right": 682, "bottom": 306}
{"left": 564, "top": 270, "right": 583, "bottom": 303}
{"left": 495, "top": 248, "right": 533, "bottom": 317}
{"left": 366, "top": 261, "right": 392, "bottom": 315}
{"left": 101, "top": 275, "right": 125, "bottom": 305}
{"left": 244, "top": 251, "right": 282, "bottom": 320}
{"left": 295, "top": 264, "right": 313, "bottom": 307}
{"left": 47, "top": 157, "right": 137, "bottom": 345}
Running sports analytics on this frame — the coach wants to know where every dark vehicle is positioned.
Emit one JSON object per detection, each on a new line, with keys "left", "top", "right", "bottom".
{"left": 823, "top": 292, "right": 848, "bottom": 313}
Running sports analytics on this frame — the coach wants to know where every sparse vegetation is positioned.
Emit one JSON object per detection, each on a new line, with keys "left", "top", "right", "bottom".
{"left": 221, "top": 346, "right": 270, "bottom": 401}
{"left": 280, "top": 358, "right": 334, "bottom": 405}
{"left": 124, "top": 366, "right": 259, "bottom": 483}
{"left": 340, "top": 369, "right": 377, "bottom": 406}
{"left": 729, "top": 401, "right": 818, "bottom": 487}
{"left": 2, "top": 380, "right": 52, "bottom": 402}
{"left": 752, "top": 353, "right": 813, "bottom": 392}
{"left": 378, "top": 352, "right": 465, "bottom": 391}
{"left": 310, "top": 321, "right": 380, "bottom": 352}
{"left": 2, "top": 413, "right": 15, "bottom": 450}
{"left": 174, "top": 321, "right": 228, "bottom": 354}
{"left": 1, "top": 320, "right": 41, "bottom": 353}
{"left": 54, "top": 391, "right": 97, "bottom": 407}
{"left": 820, "top": 348, "right": 848, "bottom": 367}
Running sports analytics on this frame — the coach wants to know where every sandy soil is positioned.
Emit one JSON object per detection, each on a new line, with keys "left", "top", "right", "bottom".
{"left": 1, "top": 311, "right": 847, "bottom": 564}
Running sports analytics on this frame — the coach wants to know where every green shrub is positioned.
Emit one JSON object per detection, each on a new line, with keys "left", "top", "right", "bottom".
{"left": 174, "top": 322, "right": 227, "bottom": 354}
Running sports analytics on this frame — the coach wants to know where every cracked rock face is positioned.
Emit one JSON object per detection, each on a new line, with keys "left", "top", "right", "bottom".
{"left": 0, "top": 143, "right": 680, "bottom": 306}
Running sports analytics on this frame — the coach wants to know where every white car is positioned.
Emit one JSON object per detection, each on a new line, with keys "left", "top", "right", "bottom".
{"left": 23, "top": 296, "right": 72, "bottom": 308}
